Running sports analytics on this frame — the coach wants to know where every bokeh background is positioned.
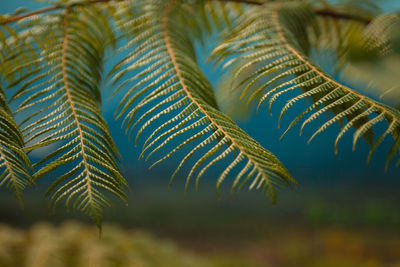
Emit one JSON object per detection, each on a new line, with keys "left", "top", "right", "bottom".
{"left": 1, "top": 1, "right": 400, "bottom": 266}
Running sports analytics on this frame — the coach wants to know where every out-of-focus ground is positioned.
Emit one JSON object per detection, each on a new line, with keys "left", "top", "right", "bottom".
{"left": 0, "top": 220, "right": 399, "bottom": 267}
{"left": 1, "top": 181, "right": 399, "bottom": 267}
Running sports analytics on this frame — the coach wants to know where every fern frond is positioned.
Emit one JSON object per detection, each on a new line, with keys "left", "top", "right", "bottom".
{"left": 357, "top": 13, "right": 400, "bottom": 56}
{"left": 0, "top": 18, "right": 41, "bottom": 82}
{"left": 0, "top": 85, "right": 31, "bottom": 206}
{"left": 213, "top": 3, "right": 400, "bottom": 167}
{"left": 4, "top": 4, "right": 127, "bottom": 226}
{"left": 110, "top": 0, "right": 294, "bottom": 201}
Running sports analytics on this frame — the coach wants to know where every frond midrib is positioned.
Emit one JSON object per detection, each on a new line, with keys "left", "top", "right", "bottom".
{"left": 61, "top": 7, "right": 94, "bottom": 208}
{"left": 271, "top": 7, "right": 400, "bottom": 125}
{"left": 163, "top": 2, "right": 293, "bottom": 184}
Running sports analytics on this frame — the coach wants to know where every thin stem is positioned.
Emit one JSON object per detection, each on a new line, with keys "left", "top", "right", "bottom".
{"left": 212, "top": 0, "right": 262, "bottom": 5}
{"left": 1, "top": 0, "right": 373, "bottom": 26}
{"left": 209, "top": 0, "right": 372, "bottom": 24}
{"left": 0, "top": 6, "right": 60, "bottom": 25}
{"left": 315, "top": 8, "right": 371, "bottom": 24}
{"left": 0, "top": 0, "right": 112, "bottom": 25}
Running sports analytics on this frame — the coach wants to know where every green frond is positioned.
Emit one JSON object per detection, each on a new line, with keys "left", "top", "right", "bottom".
{"left": 0, "top": 19, "right": 41, "bottom": 82}
{"left": 110, "top": 0, "right": 294, "bottom": 201}
{"left": 0, "top": 0, "right": 397, "bottom": 225}
{"left": 0, "top": 85, "right": 32, "bottom": 207}
{"left": 324, "top": 12, "right": 400, "bottom": 60}
{"left": 184, "top": 0, "right": 244, "bottom": 36}
{"left": 213, "top": 3, "right": 400, "bottom": 167}
{"left": 3, "top": 4, "right": 127, "bottom": 226}
{"left": 356, "top": 13, "right": 400, "bottom": 56}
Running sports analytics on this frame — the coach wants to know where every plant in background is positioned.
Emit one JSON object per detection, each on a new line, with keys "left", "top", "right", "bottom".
{"left": 0, "top": 0, "right": 399, "bottom": 227}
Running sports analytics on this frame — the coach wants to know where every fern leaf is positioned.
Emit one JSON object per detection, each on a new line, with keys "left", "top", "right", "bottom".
{"left": 3, "top": 5, "right": 127, "bottom": 226}
{"left": 0, "top": 85, "right": 32, "bottom": 206}
{"left": 213, "top": 3, "right": 400, "bottom": 167}
{"left": 111, "top": 0, "right": 294, "bottom": 200}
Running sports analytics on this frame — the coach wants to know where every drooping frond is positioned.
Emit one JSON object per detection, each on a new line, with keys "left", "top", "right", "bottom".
{"left": 110, "top": 0, "right": 294, "bottom": 201}
{"left": 0, "top": 0, "right": 397, "bottom": 224}
{"left": 296, "top": 7, "right": 400, "bottom": 106}
{"left": 310, "top": 11, "right": 400, "bottom": 60}
{"left": 0, "top": 85, "right": 31, "bottom": 206}
{"left": 3, "top": 4, "right": 127, "bottom": 226}
{"left": 335, "top": 13, "right": 400, "bottom": 109}
{"left": 213, "top": 3, "right": 400, "bottom": 167}
{"left": 185, "top": 0, "right": 243, "bottom": 35}
{"left": 357, "top": 13, "right": 400, "bottom": 56}
{"left": 0, "top": 14, "right": 41, "bottom": 83}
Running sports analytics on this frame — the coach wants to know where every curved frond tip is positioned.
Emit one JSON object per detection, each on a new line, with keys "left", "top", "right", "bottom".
{"left": 111, "top": 0, "right": 295, "bottom": 201}
{"left": 3, "top": 4, "right": 127, "bottom": 226}
{"left": 213, "top": 3, "right": 400, "bottom": 168}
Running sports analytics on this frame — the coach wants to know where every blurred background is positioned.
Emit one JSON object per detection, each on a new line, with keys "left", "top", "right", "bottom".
{"left": 1, "top": 0, "right": 400, "bottom": 266}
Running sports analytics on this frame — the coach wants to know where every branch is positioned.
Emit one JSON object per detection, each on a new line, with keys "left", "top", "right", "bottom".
{"left": 0, "top": 0, "right": 373, "bottom": 26}
{"left": 0, "top": 6, "right": 60, "bottom": 25}
{"left": 210, "top": 0, "right": 372, "bottom": 24}
{"left": 315, "top": 8, "right": 371, "bottom": 24}
{"left": 212, "top": 0, "right": 263, "bottom": 5}
{"left": 0, "top": 0, "right": 112, "bottom": 25}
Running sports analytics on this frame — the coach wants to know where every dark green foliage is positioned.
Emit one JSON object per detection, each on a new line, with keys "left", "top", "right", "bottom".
{"left": 0, "top": 85, "right": 31, "bottom": 207}
{"left": 1, "top": 3, "right": 127, "bottom": 226}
